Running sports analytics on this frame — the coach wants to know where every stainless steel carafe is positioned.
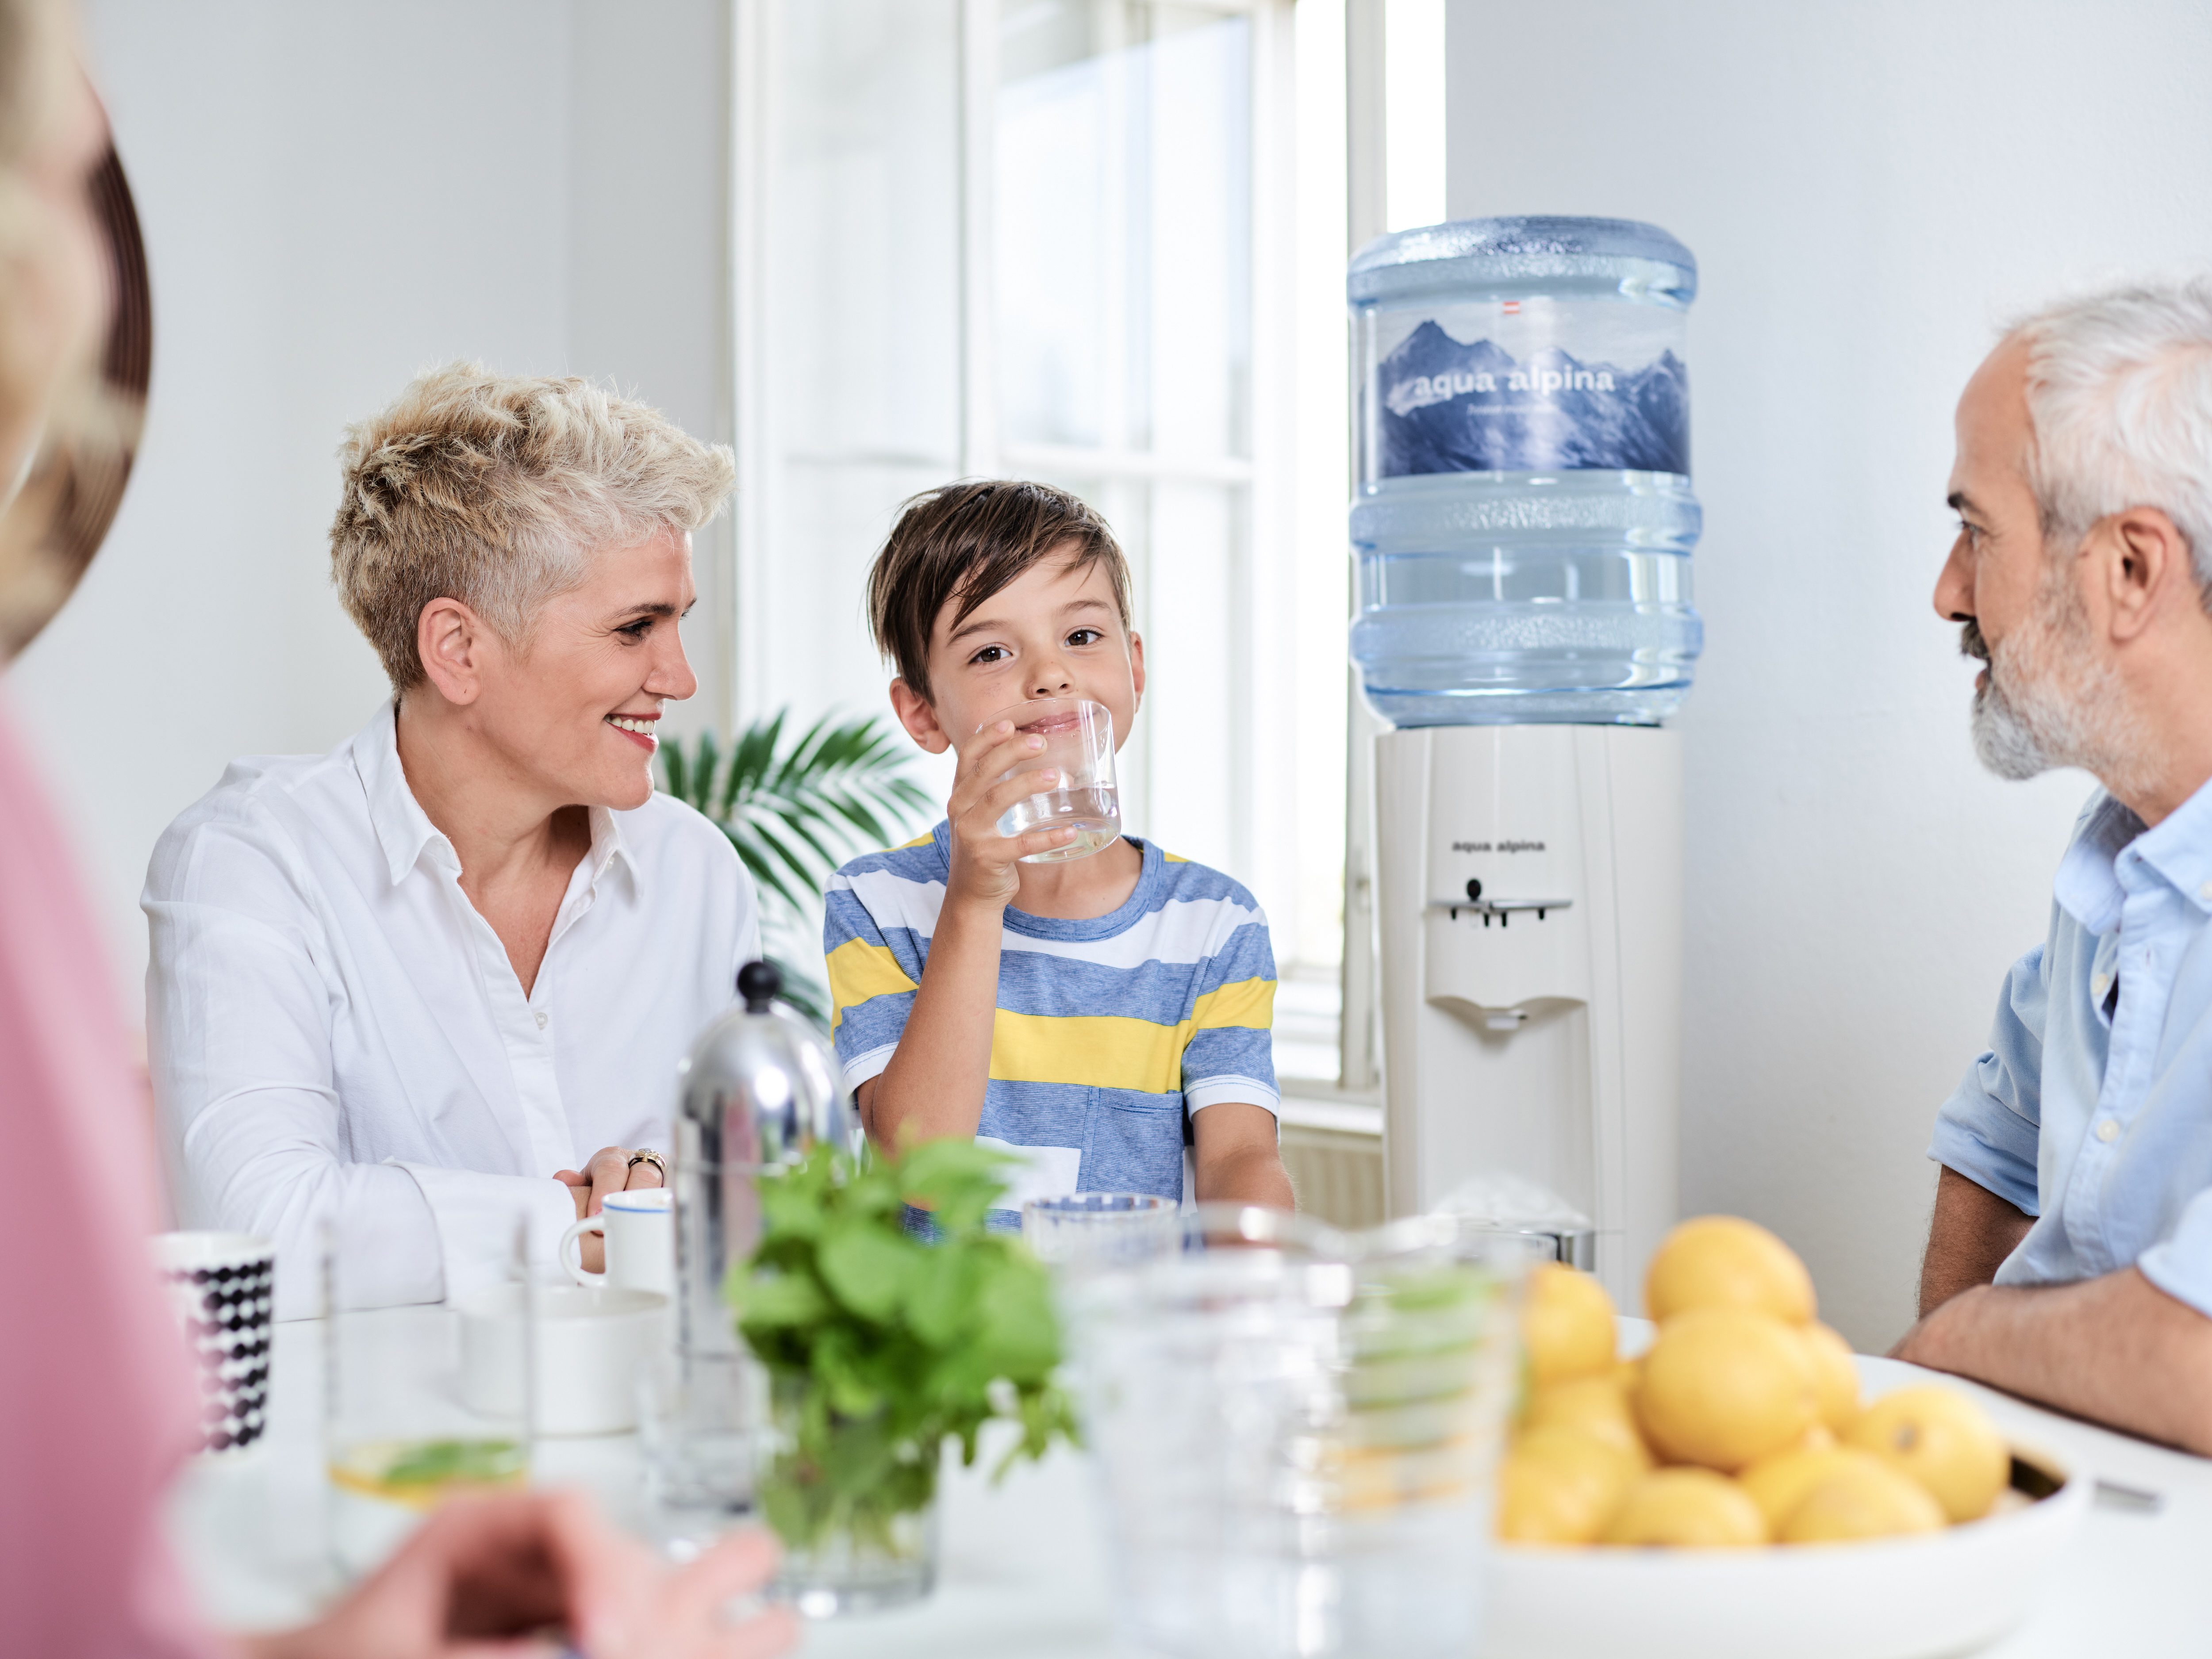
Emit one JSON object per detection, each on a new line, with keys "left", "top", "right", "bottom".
{"left": 673, "top": 960, "right": 855, "bottom": 1356}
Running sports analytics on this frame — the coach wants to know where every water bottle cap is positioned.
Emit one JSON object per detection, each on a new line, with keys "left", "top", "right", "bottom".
{"left": 1348, "top": 215, "right": 1697, "bottom": 308}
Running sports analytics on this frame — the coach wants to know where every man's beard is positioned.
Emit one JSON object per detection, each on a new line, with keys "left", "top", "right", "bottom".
{"left": 1963, "top": 566, "right": 2144, "bottom": 795}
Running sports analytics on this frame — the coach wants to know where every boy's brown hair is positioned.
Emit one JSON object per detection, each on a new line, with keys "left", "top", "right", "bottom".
{"left": 866, "top": 479, "right": 1133, "bottom": 704}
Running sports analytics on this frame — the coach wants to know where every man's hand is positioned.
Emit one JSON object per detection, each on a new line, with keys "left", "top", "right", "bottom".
{"left": 553, "top": 1147, "right": 665, "bottom": 1275}
{"left": 1919, "top": 1165, "right": 2035, "bottom": 1316}
{"left": 1191, "top": 1103, "right": 1296, "bottom": 1211}
{"left": 1891, "top": 1265, "right": 2212, "bottom": 1455}
{"left": 238, "top": 1488, "right": 798, "bottom": 1659}
{"left": 941, "top": 718, "right": 1078, "bottom": 909}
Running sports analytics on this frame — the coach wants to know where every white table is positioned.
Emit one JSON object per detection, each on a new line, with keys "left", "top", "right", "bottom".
{"left": 170, "top": 1314, "right": 2208, "bottom": 1655}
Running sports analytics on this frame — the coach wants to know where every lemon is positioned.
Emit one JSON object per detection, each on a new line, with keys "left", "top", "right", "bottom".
{"left": 1848, "top": 1386, "right": 2009, "bottom": 1523}
{"left": 1521, "top": 1374, "right": 1652, "bottom": 1467}
{"left": 1779, "top": 1457, "right": 1947, "bottom": 1543}
{"left": 1738, "top": 1444, "right": 1881, "bottom": 1532}
{"left": 1634, "top": 1306, "right": 1819, "bottom": 1471}
{"left": 1798, "top": 1322, "right": 1861, "bottom": 1433}
{"left": 1601, "top": 1468, "right": 1767, "bottom": 1548}
{"left": 1644, "top": 1215, "right": 1816, "bottom": 1325}
{"left": 1496, "top": 1425, "right": 1637, "bottom": 1544}
{"left": 1521, "top": 1262, "right": 1617, "bottom": 1388}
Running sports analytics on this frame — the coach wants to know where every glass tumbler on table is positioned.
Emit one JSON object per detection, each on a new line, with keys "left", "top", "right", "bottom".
{"left": 979, "top": 695, "right": 1119, "bottom": 862}
{"left": 322, "top": 1211, "right": 533, "bottom": 1580}
{"left": 1023, "top": 1192, "right": 1181, "bottom": 1272}
{"left": 1065, "top": 1206, "right": 1528, "bottom": 1659}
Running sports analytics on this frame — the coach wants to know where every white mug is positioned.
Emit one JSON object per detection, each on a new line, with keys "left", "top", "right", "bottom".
{"left": 457, "top": 1283, "right": 670, "bottom": 1437}
{"left": 560, "top": 1188, "right": 675, "bottom": 1296}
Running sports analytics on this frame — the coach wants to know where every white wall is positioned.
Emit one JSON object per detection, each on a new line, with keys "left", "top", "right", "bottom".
{"left": 11, "top": 0, "right": 730, "bottom": 1001}
{"left": 1444, "top": 0, "right": 2212, "bottom": 1348}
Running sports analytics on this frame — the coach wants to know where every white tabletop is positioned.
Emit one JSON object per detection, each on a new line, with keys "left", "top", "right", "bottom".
{"left": 169, "top": 1314, "right": 2208, "bottom": 1656}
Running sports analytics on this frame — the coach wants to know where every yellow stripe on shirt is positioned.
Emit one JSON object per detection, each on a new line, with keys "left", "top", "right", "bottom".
{"left": 1193, "top": 974, "right": 1274, "bottom": 1031}
{"left": 990, "top": 1009, "right": 1187, "bottom": 1092}
{"left": 824, "top": 936, "right": 919, "bottom": 1030}
{"left": 987, "top": 978, "right": 1273, "bottom": 1092}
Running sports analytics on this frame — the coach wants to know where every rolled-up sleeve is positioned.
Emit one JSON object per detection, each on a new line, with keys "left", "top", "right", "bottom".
{"left": 1928, "top": 945, "right": 2047, "bottom": 1217}
{"left": 146, "top": 818, "right": 569, "bottom": 1318}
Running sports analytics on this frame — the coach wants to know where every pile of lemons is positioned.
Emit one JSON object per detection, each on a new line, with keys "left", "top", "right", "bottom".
{"left": 1499, "top": 1216, "right": 2012, "bottom": 1548}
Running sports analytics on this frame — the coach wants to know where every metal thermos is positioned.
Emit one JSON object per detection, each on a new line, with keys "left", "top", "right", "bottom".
{"left": 673, "top": 960, "right": 854, "bottom": 1356}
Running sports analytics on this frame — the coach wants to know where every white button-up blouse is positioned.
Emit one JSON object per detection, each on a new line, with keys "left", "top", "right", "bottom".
{"left": 145, "top": 703, "right": 758, "bottom": 1317}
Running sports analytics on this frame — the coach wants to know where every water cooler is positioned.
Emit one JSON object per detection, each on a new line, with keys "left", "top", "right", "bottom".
{"left": 1348, "top": 218, "right": 1702, "bottom": 1304}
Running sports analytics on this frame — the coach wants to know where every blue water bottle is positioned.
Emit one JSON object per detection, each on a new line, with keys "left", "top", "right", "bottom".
{"left": 1347, "top": 216, "right": 1702, "bottom": 727}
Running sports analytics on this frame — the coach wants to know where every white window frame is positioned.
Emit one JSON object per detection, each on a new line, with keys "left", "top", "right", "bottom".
{"left": 726, "top": 0, "right": 1310, "bottom": 966}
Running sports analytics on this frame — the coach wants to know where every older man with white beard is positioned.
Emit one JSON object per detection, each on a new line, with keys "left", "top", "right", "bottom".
{"left": 1894, "top": 278, "right": 2212, "bottom": 1451}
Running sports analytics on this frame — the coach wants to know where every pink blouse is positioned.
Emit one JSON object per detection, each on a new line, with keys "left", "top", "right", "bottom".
{"left": 0, "top": 691, "right": 217, "bottom": 1656}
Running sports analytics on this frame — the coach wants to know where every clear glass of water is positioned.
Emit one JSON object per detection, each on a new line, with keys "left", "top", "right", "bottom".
{"left": 978, "top": 695, "right": 1119, "bottom": 863}
{"left": 1023, "top": 1192, "right": 1180, "bottom": 1272}
{"left": 1064, "top": 1207, "right": 1528, "bottom": 1659}
{"left": 637, "top": 1349, "right": 761, "bottom": 1559}
{"left": 323, "top": 1210, "right": 531, "bottom": 1581}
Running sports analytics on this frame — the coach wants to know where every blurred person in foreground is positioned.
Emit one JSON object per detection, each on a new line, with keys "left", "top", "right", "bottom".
{"left": 0, "top": 0, "right": 795, "bottom": 1652}
{"left": 146, "top": 362, "right": 760, "bottom": 1318}
{"left": 1899, "top": 277, "right": 2212, "bottom": 1452}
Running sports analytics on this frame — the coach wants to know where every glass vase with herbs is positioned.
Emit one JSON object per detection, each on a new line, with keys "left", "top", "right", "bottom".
{"left": 726, "top": 1138, "right": 1079, "bottom": 1615}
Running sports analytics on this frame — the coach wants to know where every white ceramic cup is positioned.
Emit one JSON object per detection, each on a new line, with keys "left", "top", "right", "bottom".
{"left": 559, "top": 1187, "right": 675, "bottom": 1296}
{"left": 457, "top": 1283, "right": 670, "bottom": 1437}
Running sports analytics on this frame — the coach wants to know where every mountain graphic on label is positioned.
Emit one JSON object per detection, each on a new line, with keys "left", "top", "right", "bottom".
{"left": 1378, "top": 321, "right": 1689, "bottom": 477}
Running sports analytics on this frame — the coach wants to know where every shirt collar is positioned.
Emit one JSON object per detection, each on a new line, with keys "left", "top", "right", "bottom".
{"left": 352, "top": 700, "right": 643, "bottom": 896}
{"left": 584, "top": 803, "right": 641, "bottom": 898}
{"left": 355, "top": 700, "right": 450, "bottom": 885}
{"left": 2127, "top": 770, "right": 2212, "bottom": 917}
{"left": 2052, "top": 774, "right": 2212, "bottom": 932}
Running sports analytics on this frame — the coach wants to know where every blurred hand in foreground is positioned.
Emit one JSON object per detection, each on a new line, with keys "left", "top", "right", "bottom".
{"left": 238, "top": 1488, "right": 797, "bottom": 1659}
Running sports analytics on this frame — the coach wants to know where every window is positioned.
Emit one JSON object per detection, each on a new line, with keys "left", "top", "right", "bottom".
{"left": 731, "top": 0, "right": 1348, "bottom": 1072}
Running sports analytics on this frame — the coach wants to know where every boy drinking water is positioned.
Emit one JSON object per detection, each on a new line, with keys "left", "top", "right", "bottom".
{"left": 825, "top": 481, "right": 1294, "bottom": 1225}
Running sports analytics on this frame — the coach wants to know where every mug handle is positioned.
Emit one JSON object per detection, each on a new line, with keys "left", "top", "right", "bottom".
{"left": 559, "top": 1214, "right": 607, "bottom": 1288}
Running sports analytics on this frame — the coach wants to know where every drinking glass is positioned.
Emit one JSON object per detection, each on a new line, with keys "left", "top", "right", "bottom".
{"left": 1022, "top": 1192, "right": 1180, "bottom": 1272}
{"left": 977, "top": 696, "right": 1119, "bottom": 862}
{"left": 638, "top": 1349, "right": 761, "bottom": 1559}
{"left": 1064, "top": 1206, "right": 1527, "bottom": 1659}
{"left": 322, "top": 1211, "right": 532, "bottom": 1579}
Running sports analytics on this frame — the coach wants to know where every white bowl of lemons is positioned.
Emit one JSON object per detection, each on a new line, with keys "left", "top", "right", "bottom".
{"left": 1482, "top": 1217, "right": 2091, "bottom": 1659}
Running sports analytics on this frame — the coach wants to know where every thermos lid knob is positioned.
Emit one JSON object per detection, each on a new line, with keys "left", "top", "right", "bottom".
{"left": 737, "top": 959, "right": 780, "bottom": 1014}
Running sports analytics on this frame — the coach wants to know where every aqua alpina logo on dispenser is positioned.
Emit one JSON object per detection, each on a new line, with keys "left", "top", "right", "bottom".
{"left": 1374, "top": 296, "right": 1688, "bottom": 477}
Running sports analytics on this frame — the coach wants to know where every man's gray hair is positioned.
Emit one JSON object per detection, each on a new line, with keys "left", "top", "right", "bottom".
{"left": 2013, "top": 277, "right": 2212, "bottom": 592}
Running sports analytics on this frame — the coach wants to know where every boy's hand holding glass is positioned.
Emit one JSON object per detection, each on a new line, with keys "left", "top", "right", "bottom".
{"left": 978, "top": 696, "right": 1119, "bottom": 863}
{"left": 941, "top": 716, "right": 1080, "bottom": 903}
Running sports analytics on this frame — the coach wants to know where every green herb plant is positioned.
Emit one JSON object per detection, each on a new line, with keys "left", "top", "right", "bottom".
{"left": 727, "top": 1138, "right": 1079, "bottom": 1556}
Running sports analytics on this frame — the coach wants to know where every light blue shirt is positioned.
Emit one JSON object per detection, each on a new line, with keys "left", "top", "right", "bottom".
{"left": 1932, "top": 779, "right": 2212, "bottom": 1319}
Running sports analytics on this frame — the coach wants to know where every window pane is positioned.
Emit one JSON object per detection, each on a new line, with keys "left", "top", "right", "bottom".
{"left": 773, "top": 0, "right": 962, "bottom": 464}
{"left": 1140, "top": 479, "right": 1241, "bottom": 870}
{"left": 995, "top": 2, "right": 1252, "bottom": 460}
{"left": 756, "top": 0, "right": 964, "bottom": 754}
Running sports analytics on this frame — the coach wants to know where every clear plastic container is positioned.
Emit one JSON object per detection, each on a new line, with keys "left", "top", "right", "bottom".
{"left": 1348, "top": 216, "right": 1703, "bottom": 727}
{"left": 1065, "top": 1208, "right": 1527, "bottom": 1659}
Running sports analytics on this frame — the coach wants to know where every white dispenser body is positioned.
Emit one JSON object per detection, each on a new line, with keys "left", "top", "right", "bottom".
{"left": 1375, "top": 724, "right": 1682, "bottom": 1303}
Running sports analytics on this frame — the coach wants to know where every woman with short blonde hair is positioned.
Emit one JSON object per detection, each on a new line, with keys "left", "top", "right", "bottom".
{"left": 147, "top": 361, "right": 760, "bottom": 1316}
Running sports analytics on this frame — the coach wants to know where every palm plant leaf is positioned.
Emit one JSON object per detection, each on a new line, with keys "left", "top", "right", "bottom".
{"left": 661, "top": 708, "right": 932, "bottom": 1029}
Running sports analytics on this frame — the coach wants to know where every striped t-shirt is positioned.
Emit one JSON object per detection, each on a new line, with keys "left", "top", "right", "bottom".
{"left": 824, "top": 824, "right": 1279, "bottom": 1212}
